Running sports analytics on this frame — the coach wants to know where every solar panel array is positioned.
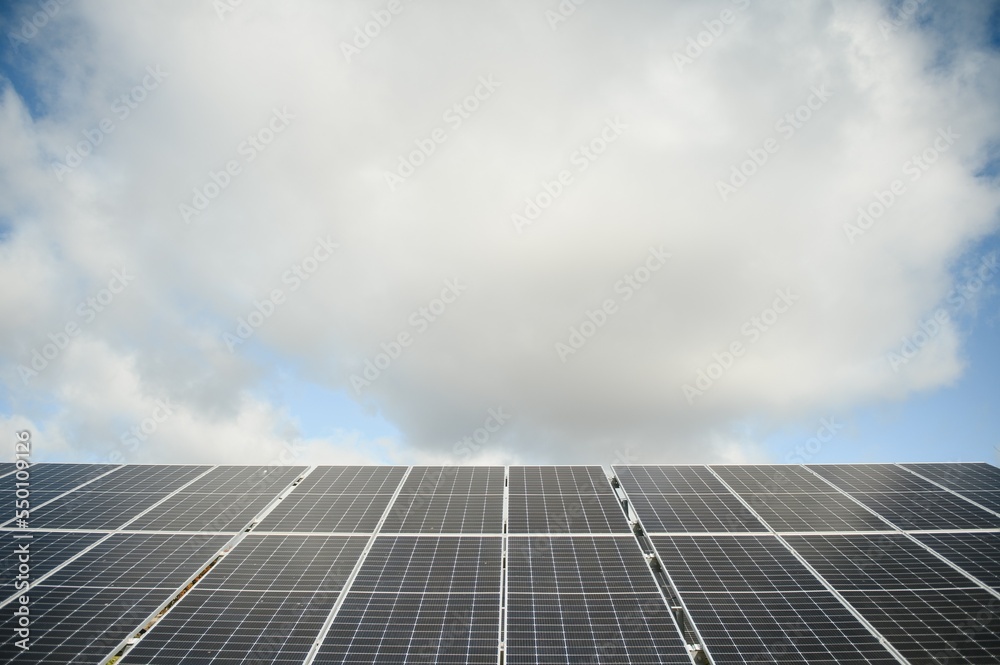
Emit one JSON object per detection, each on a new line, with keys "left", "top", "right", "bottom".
{"left": 1, "top": 462, "right": 998, "bottom": 664}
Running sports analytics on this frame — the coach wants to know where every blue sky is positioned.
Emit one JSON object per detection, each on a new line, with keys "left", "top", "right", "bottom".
{"left": 2, "top": 0, "right": 999, "bottom": 466}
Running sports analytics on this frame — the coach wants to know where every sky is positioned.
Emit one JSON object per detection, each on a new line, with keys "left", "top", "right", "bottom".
{"left": 1, "top": 0, "right": 999, "bottom": 468}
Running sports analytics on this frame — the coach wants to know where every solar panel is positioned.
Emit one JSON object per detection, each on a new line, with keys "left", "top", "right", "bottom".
{"left": 848, "top": 491, "right": 1000, "bottom": 530}
{"left": 76, "top": 464, "right": 210, "bottom": 493}
{"left": 681, "top": 590, "right": 902, "bottom": 664}
{"left": 783, "top": 533, "right": 980, "bottom": 592}
{"left": 913, "top": 532, "right": 1000, "bottom": 588}
{"left": 616, "top": 465, "right": 731, "bottom": 494}
{"left": 735, "top": 492, "right": 891, "bottom": 532}
{"left": 808, "top": 463, "right": 939, "bottom": 492}
{"left": 255, "top": 492, "right": 397, "bottom": 533}
{"left": 0, "top": 530, "right": 105, "bottom": 589}
{"left": 352, "top": 536, "right": 501, "bottom": 592}
{"left": 380, "top": 493, "right": 503, "bottom": 533}
{"left": 902, "top": 462, "right": 1000, "bottom": 491}
{"left": 23, "top": 490, "right": 177, "bottom": 530}
{"left": 316, "top": 536, "right": 503, "bottom": 664}
{"left": 292, "top": 465, "right": 406, "bottom": 494}
{"left": 712, "top": 464, "right": 837, "bottom": 494}
{"left": 625, "top": 491, "right": 768, "bottom": 533}
{"left": 120, "top": 534, "right": 370, "bottom": 664}
{"left": 840, "top": 588, "right": 1000, "bottom": 663}
{"left": 650, "top": 535, "right": 826, "bottom": 593}
{"left": 6, "top": 463, "right": 119, "bottom": 493}
{"left": 402, "top": 466, "right": 505, "bottom": 494}
{"left": 508, "top": 465, "right": 610, "bottom": 494}
{"left": 0, "top": 533, "right": 228, "bottom": 663}
{"left": 181, "top": 465, "right": 306, "bottom": 494}
{"left": 507, "top": 492, "right": 630, "bottom": 533}
{"left": 945, "top": 490, "right": 1000, "bottom": 515}
{"left": 507, "top": 536, "right": 663, "bottom": 594}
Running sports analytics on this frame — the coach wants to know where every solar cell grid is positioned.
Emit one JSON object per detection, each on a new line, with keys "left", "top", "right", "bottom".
{"left": 196, "top": 534, "right": 368, "bottom": 592}
{"left": 352, "top": 536, "right": 501, "bottom": 593}
{"left": 294, "top": 465, "right": 405, "bottom": 494}
{"left": 181, "top": 464, "right": 304, "bottom": 494}
{"left": 651, "top": 535, "right": 826, "bottom": 593}
{"left": 0, "top": 530, "right": 105, "bottom": 589}
{"left": 808, "top": 463, "right": 939, "bottom": 492}
{"left": 24, "top": 490, "right": 172, "bottom": 530}
{"left": 736, "top": 492, "right": 890, "bottom": 532}
{"left": 682, "top": 590, "right": 902, "bottom": 664}
{"left": 914, "top": 532, "right": 1000, "bottom": 588}
{"left": 626, "top": 492, "right": 767, "bottom": 533}
{"left": 783, "top": 533, "right": 980, "bottom": 592}
{"left": 850, "top": 491, "right": 1000, "bottom": 530}
{"left": 77, "top": 464, "right": 209, "bottom": 493}
{"left": 318, "top": 591, "right": 500, "bottom": 664}
{"left": 0, "top": 585, "right": 184, "bottom": 663}
{"left": 42, "top": 533, "right": 230, "bottom": 589}
{"left": 711, "top": 465, "right": 837, "bottom": 494}
{"left": 507, "top": 492, "right": 630, "bottom": 533}
{"left": 841, "top": 588, "right": 1000, "bottom": 664}
{"left": 254, "top": 492, "right": 394, "bottom": 533}
{"left": 4, "top": 463, "right": 118, "bottom": 494}
{"left": 953, "top": 490, "right": 1000, "bottom": 515}
{"left": 127, "top": 489, "right": 290, "bottom": 532}
{"left": 400, "top": 466, "right": 505, "bottom": 495}
{"left": 508, "top": 465, "right": 609, "bottom": 494}
{"left": 380, "top": 493, "right": 503, "bottom": 533}
{"left": 506, "top": 591, "right": 691, "bottom": 664}
{"left": 507, "top": 536, "right": 661, "bottom": 594}
{"left": 902, "top": 462, "right": 1000, "bottom": 492}
{"left": 121, "top": 588, "right": 339, "bottom": 664}
{"left": 615, "top": 464, "right": 729, "bottom": 494}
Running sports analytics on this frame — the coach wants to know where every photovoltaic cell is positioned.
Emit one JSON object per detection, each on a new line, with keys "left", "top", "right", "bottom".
{"left": 712, "top": 465, "right": 837, "bottom": 494}
{"left": 651, "top": 535, "right": 826, "bottom": 593}
{"left": 840, "top": 588, "right": 1000, "bottom": 664}
{"left": 951, "top": 490, "right": 1000, "bottom": 515}
{"left": 625, "top": 492, "right": 767, "bottom": 533}
{"left": 380, "top": 493, "right": 503, "bottom": 533}
{"left": 14, "top": 463, "right": 120, "bottom": 493}
{"left": 24, "top": 490, "right": 175, "bottom": 530}
{"left": 121, "top": 534, "right": 370, "bottom": 664}
{"left": 0, "top": 530, "right": 105, "bottom": 589}
{"left": 808, "top": 463, "right": 939, "bottom": 492}
{"left": 352, "top": 536, "right": 501, "bottom": 593}
{"left": 400, "top": 466, "right": 505, "bottom": 495}
{"left": 783, "top": 534, "right": 979, "bottom": 592}
{"left": 507, "top": 492, "right": 630, "bottom": 533}
{"left": 128, "top": 488, "right": 296, "bottom": 532}
{"left": 616, "top": 465, "right": 730, "bottom": 494}
{"left": 318, "top": 592, "right": 500, "bottom": 664}
{"left": 913, "top": 532, "right": 1000, "bottom": 588}
{"left": 682, "top": 590, "right": 902, "bottom": 664}
{"left": 902, "top": 462, "right": 1000, "bottom": 491}
{"left": 181, "top": 465, "right": 305, "bottom": 494}
{"left": 508, "top": 466, "right": 610, "bottom": 494}
{"left": 735, "top": 492, "right": 890, "bottom": 532}
{"left": 76, "top": 464, "right": 210, "bottom": 493}
{"left": 254, "top": 492, "right": 396, "bottom": 533}
{"left": 507, "top": 536, "right": 662, "bottom": 594}
{"left": 292, "top": 465, "right": 406, "bottom": 494}
{"left": 849, "top": 491, "right": 1000, "bottom": 530}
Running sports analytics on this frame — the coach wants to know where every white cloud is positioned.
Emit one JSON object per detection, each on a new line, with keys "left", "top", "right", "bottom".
{"left": 2, "top": 0, "right": 999, "bottom": 464}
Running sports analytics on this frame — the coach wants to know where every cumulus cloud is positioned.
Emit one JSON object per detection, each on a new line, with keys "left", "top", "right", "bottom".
{"left": 2, "top": 0, "right": 999, "bottom": 464}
